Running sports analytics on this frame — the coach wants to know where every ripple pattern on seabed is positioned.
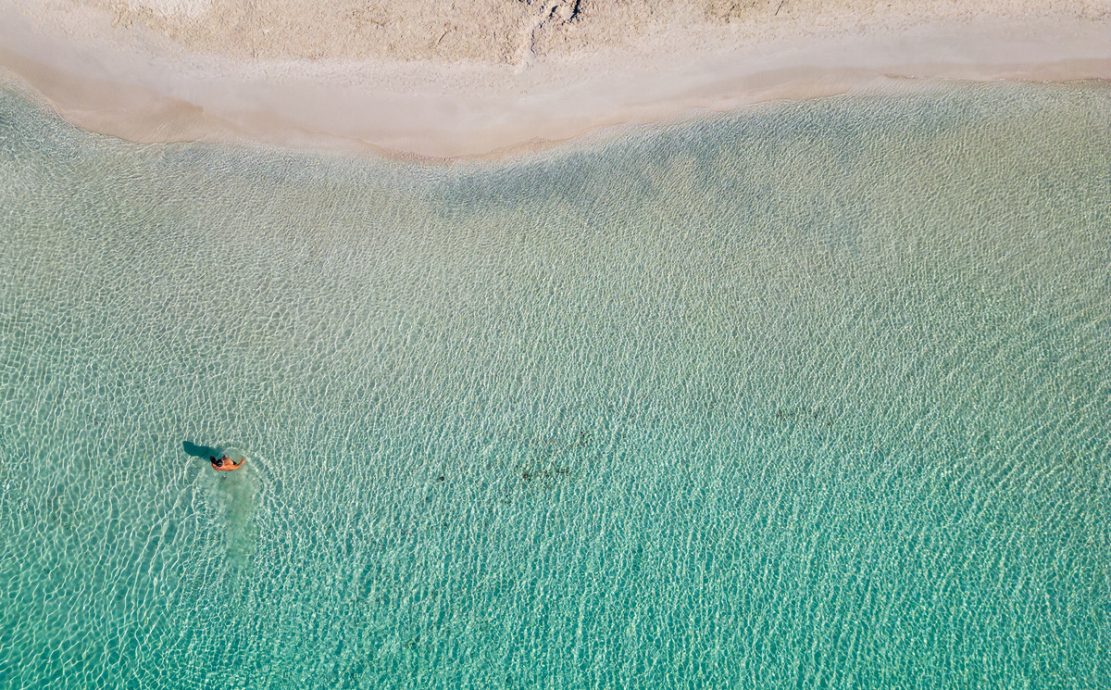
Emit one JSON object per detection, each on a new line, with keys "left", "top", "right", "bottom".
{"left": 0, "top": 83, "right": 1108, "bottom": 688}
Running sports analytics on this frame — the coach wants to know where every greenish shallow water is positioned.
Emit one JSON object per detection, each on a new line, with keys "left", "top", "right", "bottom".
{"left": 0, "top": 83, "right": 1108, "bottom": 688}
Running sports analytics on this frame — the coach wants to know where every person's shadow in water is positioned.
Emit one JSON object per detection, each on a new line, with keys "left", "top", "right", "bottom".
{"left": 183, "top": 440, "right": 222, "bottom": 462}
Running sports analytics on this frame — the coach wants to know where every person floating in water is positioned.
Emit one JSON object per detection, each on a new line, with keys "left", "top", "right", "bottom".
{"left": 209, "top": 455, "right": 244, "bottom": 472}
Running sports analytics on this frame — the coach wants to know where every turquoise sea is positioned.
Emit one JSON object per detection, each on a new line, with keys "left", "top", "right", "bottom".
{"left": 0, "top": 83, "right": 1108, "bottom": 688}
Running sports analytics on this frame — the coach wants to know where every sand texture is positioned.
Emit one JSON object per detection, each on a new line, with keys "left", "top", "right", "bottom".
{"left": 1, "top": 1, "right": 1109, "bottom": 159}
{"left": 86, "top": 1, "right": 1111, "bottom": 65}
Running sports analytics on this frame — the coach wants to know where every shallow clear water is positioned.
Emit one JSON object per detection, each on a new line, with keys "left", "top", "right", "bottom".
{"left": 0, "top": 83, "right": 1108, "bottom": 688}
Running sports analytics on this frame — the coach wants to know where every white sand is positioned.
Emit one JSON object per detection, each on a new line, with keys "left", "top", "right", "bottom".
{"left": 1, "top": 1, "right": 1108, "bottom": 160}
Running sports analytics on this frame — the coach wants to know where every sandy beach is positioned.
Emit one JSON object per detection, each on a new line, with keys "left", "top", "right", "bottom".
{"left": 1, "top": 1, "right": 1108, "bottom": 160}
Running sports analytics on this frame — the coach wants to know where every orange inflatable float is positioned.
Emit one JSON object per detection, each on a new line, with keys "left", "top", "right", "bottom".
{"left": 210, "top": 455, "right": 245, "bottom": 472}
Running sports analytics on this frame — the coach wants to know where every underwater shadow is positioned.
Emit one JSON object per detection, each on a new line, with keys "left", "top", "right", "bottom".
{"left": 183, "top": 440, "right": 222, "bottom": 461}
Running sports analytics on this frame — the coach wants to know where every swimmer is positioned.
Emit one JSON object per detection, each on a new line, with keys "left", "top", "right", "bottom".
{"left": 209, "top": 455, "right": 244, "bottom": 472}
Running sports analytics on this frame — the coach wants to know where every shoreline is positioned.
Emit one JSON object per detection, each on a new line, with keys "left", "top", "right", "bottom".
{"left": 0, "top": 4, "right": 1108, "bottom": 162}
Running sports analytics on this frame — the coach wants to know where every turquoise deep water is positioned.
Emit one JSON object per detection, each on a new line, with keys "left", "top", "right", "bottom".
{"left": 0, "top": 83, "right": 1108, "bottom": 688}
